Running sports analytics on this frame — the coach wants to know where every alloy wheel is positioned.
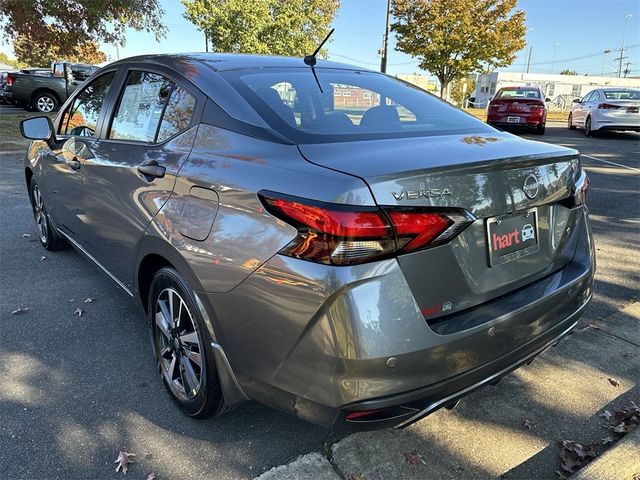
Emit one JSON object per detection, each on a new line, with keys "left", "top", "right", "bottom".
{"left": 36, "top": 96, "right": 55, "bottom": 112}
{"left": 32, "top": 184, "right": 48, "bottom": 244}
{"left": 154, "top": 287, "right": 203, "bottom": 400}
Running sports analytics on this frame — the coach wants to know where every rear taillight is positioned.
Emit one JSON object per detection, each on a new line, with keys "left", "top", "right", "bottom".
{"left": 563, "top": 170, "right": 590, "bottom": 208}
{"left": 260, "top": 192, "right": 474, "bottom": 265}
{"left": 530, "top": 103, "right": 545, "bottom": 110}
{"left": 5, "top": 74, "right": 15, "bottom": 87}
{"left": 597, "top": 103, "right": 619, "bottom": 110}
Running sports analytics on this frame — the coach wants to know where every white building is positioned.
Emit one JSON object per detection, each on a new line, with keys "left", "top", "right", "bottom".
{"left": 472, "top": 72, "right": 640, "bottom": 110}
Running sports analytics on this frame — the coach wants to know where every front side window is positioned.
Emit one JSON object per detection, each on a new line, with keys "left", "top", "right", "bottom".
{"left": 110, "top": 71, "right": 195, "bottom": 143}
{"left": 223, "top": 68, "right": 491, "bottom": 143}
{"left": 59, "top": 71, "right": 116, "bottom": 137}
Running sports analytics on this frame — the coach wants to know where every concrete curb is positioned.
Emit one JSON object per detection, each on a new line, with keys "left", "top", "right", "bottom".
{"left": 254, "top": 452, "right": 341, "bottom": 480}
{"left": 570, "top": 426, "right": 640, "bottom": 480}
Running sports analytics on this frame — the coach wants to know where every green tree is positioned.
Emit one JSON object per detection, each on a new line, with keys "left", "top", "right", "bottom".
{"left": 559, "top": 69, "right": 578, "bottom": 75}
{"left": 392, "top": 0, "right": 526, "bottom": 99}
{"left": 0, "top": 0, "right": 165, "bottom": 58}
{"left": 0, "top": 52, "right": 25, "bottom": 69}
{"left": 182, "top": 0, "right": 339, "bottom": 56}
{"left": 450, "top": 77, "right": 476, "bottom": 107}
{"left": 13, "top": 32, "right": 106, "bottom": 67}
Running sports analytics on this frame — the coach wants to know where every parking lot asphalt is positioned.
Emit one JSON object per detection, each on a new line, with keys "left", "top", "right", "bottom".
{"left": 1, "top": 125, "right": 638, "bottom": 480}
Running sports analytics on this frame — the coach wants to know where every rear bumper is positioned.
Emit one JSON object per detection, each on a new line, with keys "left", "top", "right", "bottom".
{"left": 487, "top": 112, "right": 546, "bottom": 127}
{"left": 204, "top": 205, "right": 595, "bottom": 430}
{"left": 337, "top": 298, "right": 587, "bottom": 430}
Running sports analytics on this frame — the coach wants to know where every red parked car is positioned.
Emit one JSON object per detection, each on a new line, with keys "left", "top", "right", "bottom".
{"left": 487, "top": 86, "right": 548, "bottom": 135}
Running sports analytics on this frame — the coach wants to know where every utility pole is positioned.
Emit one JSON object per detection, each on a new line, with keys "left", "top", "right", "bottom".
{"left": 205, "top": 31, "right": 209, "bottom": 52}
{"left": 525, "top": 45, "right": 532, "bottom": 73}
{"left": 551, "top": 42, "right": 559, "bottom": 74}
{"left": 618, "top": 14, "right": 632, "bottom": 77}
{"left": 602, "top": 49, "right": 611, "bottom": 76}
{"left": 624, "top": 62, "right": 631, "bottom": 78}
{"left": 380, "top": 0, "right": 391, "bottom": 73}
{"left": 115, "top": 43, "right": 120, "bottom": 60}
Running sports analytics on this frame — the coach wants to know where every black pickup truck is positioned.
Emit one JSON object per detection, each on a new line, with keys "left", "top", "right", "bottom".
{"left": 0, "top": 61, "right": 99, "bottom": 112}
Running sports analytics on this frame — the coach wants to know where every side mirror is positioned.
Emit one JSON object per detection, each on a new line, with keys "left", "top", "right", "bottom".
{"left": 545, "top": 97, "right": 552, "bottom": 103}
{"left": 572, "top": 98, "right": 582, "bottom": 104}
{"left": 20, "top": 116, "right": 54, "bottom": 141}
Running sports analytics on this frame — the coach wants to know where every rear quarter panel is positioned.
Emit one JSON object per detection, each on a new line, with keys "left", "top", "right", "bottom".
{"left": 152, "top": 123, "right": 374, "bottom": 294}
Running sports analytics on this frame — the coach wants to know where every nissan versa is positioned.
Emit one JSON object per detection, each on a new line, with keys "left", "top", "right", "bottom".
{"left": 20, "top": 53, "right": 594, "bottom": 430}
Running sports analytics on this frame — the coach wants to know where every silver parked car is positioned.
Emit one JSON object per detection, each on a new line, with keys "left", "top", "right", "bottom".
{"left": 568, "top": 87, "right": 640, "bottom": 135}
{"left": 20, "top": 54, "right": 595, "bottom": 430}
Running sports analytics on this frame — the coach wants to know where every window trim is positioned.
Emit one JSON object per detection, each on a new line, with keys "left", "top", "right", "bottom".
{"left": 103, "top": 66, "right": 199, "bottom": 147}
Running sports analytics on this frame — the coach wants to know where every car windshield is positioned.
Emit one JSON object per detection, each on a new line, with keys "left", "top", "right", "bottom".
{"left": 495, "top": 88, "right": 541, "bottom": 99}
{"left": 603, "top": 89, "right": 640, "bottom": 100}
{"left": 221, "top": 67, "right": 491, "bottom": 143}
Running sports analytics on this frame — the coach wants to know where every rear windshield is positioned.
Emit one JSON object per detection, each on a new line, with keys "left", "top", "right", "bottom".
{"left": 495, "top": 88, "right": 541, "bottom": 99}
{"left": 603, "top": 89, "right": 640, "bottom": 100}
{"left": 221, "top": 68, "right": 491, "bottom": 143}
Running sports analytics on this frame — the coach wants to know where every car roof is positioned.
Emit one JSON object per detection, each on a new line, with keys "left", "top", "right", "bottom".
{"left": 109, "top": 53, "right": 369, "bottom": 72}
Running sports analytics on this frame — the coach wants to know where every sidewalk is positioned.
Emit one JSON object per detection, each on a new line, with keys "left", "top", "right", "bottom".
{"left": 257, "top": 303, "right": 640, "bottom": 480}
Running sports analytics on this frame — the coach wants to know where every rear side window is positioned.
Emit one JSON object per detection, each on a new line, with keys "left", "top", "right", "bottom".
{"left": 109, "top": 71, "right": 195, "bottom": 143}
{"left": 60, "top": 71, "right": 116, "bottom": 137}
{"left": 156, "top": 86, "right": 196, "bottom": 142}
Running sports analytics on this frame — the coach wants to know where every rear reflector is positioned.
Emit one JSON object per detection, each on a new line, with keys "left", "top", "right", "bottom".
{"left": 260, "top": 192, "right": 474, "bottom": 265}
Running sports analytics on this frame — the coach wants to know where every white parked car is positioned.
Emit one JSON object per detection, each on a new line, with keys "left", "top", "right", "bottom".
{"left": 568, "top": 87, "right": 640, "bottom": 136}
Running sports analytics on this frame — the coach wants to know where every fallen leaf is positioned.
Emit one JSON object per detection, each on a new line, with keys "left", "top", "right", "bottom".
{"left": 404, "top": 450, "right": 426, "bottom": 466}
{"left": 73, "top": 307, "right": 86, "bottom": 317}
{"left": 622, "top": 351, "right": 636, "bottom": 360}
{"left": 40, "top": 256, "right": 48, "bottom": 262}
{"left": 555, "top": 470, "right": 568, "bottom": 480}
{"left": 601, "top": 436, "right": 614, "bottom": 446}
{"left": 114, "top": 451, "right": 135, "bottom": 474}
{"left": 599, "top": 410, "right": 613, "bottom": 420}
{"left": 11, "top": 307, "right": 29, "bottom": 315}
{"left": 146, "top": 473, "right": 156, "bottom": 480}
{"left": 612, "top": 422, "right": 627, "bottom": 434}
{"left": 21, "top": 233, "right": 31, "bottom": 238}
{"left": 523, "top": 419, "right": 535, "bottom": 430}
{"left": 13, "top": 191, "right": 21, "bottom": 194}
{"left": 607, "top": 377, "right": 620, "bottom": 388}
{"left": 345, "top": 475, "right": 365, "bottom": 480}
{"left": 558, "top": 440, "right": 598, "bottom": 474}
{"left": 83, "top": 297, "right": 95, "bottom": 303}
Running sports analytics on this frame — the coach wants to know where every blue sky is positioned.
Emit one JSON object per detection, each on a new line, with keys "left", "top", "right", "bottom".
{"left": 2, "top": 0, "right": 639, "bottom": 78}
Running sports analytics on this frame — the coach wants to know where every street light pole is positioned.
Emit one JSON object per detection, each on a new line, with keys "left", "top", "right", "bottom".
{"left": 602, "top": 49, "right": 611, "bottom": 76}
{"left": 618, "top": 14, "right": 632, "bottom": 78}
{"left": 526, "top": 45, "right": 533, "bottom": 73}
{"left": 380, "top": 0, "right": 391, "bottom": 73}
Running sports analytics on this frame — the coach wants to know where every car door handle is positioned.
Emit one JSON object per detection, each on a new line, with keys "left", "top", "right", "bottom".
{"left": 67, "top": 158, "right": 81, "bottom": 170}
{"left": 137, "top": 161, "right": 166, "bottom": 179}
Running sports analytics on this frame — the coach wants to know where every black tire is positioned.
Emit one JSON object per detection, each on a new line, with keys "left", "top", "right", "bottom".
{"left": 568, "top": 113, "right": 576, "bottom": 130}
{"left": 32, "top": 92, "right": 58, "bottom": 113}
{"left": 29, "top": 178, "right": 68, "bottom": 250}
{"left": 585, "top": 116, "right": 594, "bottom": 137}
{"left": 535, "top": 123, "right": 546, "bottom": 135}
{"left": 148, "top": 267, "right": 223, "bottom": 418}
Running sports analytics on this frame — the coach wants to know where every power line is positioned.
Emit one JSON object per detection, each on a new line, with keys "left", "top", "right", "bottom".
{"left": 510, "top": 43, "right": 639, "bottom": 67}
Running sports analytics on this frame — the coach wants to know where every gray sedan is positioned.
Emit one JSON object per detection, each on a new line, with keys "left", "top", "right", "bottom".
{"left": 20, "top": 53, "right": 594, "bottom": 430}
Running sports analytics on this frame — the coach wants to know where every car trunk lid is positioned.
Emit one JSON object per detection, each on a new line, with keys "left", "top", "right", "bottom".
{"left": 298, "top": 132, "right": 582, "bottom": 321}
